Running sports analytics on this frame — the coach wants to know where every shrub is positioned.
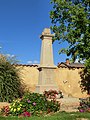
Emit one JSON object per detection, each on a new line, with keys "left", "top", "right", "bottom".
{"left": 1, "top": 92, "right": 60, "bottom": 116}
{"left": 0, "top": 55, "right": 24, "bottom": 102}
{"left": 44, "top": 89, "right": 63, "bottom": 99}
{"left": 9, "top": 99, "right": 23, "bottom": 116}
{"left": 20, "top": 92, "right": 48, "bottom": 115}
{"left": 46, "top": 99, "right": 60, "bottom": 113}
{"left": 78, "top": 97, "right": 90, "bottom": 112}
{"left": 20, "top": 92, "right": 60, "bottom": 115}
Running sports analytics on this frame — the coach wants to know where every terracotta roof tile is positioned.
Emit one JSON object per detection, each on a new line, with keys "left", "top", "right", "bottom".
{"left": 12, "top": 64, "right": 39, "bottom": 67}
{"left": 58, "top": 62, "right": 84, "bottom": 68}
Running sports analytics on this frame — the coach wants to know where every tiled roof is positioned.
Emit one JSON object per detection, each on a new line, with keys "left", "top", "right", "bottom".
{"left": 58, "top": 62, "right": 84, "bottom": 68}
{"left": 69, "top": 63, "right": 84, "bottom": 68}
{"left": 12, "top": 64, "right": 39, "bottom": 67}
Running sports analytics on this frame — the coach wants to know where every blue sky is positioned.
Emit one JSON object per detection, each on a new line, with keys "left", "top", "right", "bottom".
{"left": 0, "top": 0, "right": 68, "bottom": 65}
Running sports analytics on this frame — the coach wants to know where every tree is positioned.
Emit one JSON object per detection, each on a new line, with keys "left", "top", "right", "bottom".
{"left": 50, "top": 0, "right": 90, "bottom": 93}
{"left": 0, "top": 54, "right": 24, "bottom": 102}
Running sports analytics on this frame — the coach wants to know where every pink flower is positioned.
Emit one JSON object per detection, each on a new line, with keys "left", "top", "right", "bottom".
{"left": 33, "top": 102, "right": 36, "bottom": 106}
{"left": 79, "top": 109, "right": 85, "bottom": 112}
{"left": 27, "top": 100, "right": 30, "bottom": 103}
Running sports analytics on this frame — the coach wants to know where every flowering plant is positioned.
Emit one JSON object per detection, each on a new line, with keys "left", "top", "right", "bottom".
{"left": 78, "top": 97, "right": 90, "bottom": 112}
{"left": 44, "top": 89, "right": 63, "bottom": 99}
{"left": 22, "top": 111, "right": 31, "bottom": 117}
{"left": 20, "top": 92, "right": 48, "bottom": 115}
{"left": 9, "top": 99, "right": 23, "bottom": 115}
{"left": 1, "top": 106, "right": 10, "bottom": 116}
{"left": 1, "top": 92, "right": 60, "bottom": 117}
{"left": 44, "top": 90, "right": 58, "bottom": 99}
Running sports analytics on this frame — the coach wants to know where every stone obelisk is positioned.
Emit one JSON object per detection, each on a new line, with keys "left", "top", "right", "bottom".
{"left": 36, "top": 28, "right": 58, "bottom": 93}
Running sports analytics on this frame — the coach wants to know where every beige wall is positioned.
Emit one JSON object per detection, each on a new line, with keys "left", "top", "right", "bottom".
{"left": 17, "top": 65, "right": 87, "bottom": 98}
{"left": 54, "top": 68, "right": 87, "bottom": 98}
{"left": 17, "top": 65, "right": 39, "bottom": 92}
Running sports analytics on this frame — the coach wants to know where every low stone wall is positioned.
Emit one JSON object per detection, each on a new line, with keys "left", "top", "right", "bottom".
{"left": 0, "top": 102, "right": 10, "bottom": 111}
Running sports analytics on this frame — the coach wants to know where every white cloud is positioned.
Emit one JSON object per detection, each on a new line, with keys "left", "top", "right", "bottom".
{"left": 27, "top": 60, "right": 33, "bottom": 64}
{"left": 33, "top": 60, "right": 39, "bottom": 64}
{"left": 6, "top": 54, "right": 15, "bottom": 58}
{"left": 6, "top": 54, "right": 11, "bottom": 57}
{"left": 27, "top": 60, "right": 39, "bottom": 64}
{"left": 11, "top": 55, "right": 15, "bottom": 57}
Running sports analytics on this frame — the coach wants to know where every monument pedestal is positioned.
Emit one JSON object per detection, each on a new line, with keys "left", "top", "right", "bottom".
{"left": 36, "top": 66, "right": 58, "bottom": 93}
{"left": 36, "top": 85, "right": 58, "bottom": 94}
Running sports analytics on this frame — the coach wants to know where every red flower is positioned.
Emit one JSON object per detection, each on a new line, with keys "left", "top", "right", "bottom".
{"left": 23, "top": 111, "right": 31, "bottom": 117}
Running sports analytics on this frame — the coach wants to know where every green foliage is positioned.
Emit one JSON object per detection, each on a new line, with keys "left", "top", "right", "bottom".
{"left": 9, "top": 99, "right": 23, "bottom": 116}
{"left": 1, "top": 92, "right": 60, "bottom": 116}
{"left": 20, "top": 92, "right": 48, "bottom": 115}
{"left": 0, "top": 55, "right": 24, "bottom": 102}
{"left": 50, "top": 0, "right": 90, "bottom": 61}
{"left": 44, "top": 89, "right": 63, "bottom": 99}
{"left": 78, "top": 97, "right": 90, "bottom": 112}
{"left": 50, "top": 0, "right": 90, "bottom": 93}
{"left": 80, "top": 58, "right": 90, "bottom": 94}
{"left": 20, "top": 92, "right": 60, "bottom": 115}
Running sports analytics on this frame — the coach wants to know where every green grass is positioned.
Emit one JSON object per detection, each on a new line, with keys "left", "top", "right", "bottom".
{"left": 0, "top": 112, "right": 90, "bottom": 120}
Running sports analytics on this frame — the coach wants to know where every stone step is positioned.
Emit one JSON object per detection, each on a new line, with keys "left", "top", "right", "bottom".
{"left": 56, "top": 97, "right": 80, "bottom": 112}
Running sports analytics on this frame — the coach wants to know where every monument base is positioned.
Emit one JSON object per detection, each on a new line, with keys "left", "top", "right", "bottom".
{"left": 36, "top": 85, "right": 58, "bottom": 94}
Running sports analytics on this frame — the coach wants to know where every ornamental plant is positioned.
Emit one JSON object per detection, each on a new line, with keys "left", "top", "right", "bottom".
{"left": 1, "top": 92, "right": 60, "bottom": 116}
{"left": 44, "top": 90, "right": 58, "bottom": 99}
{"left": 9, "top": 99, "right": 23, "bottom": 116}
{"left": 44, "top": 89, "right": 63, "bottom": 99}
{"left": 78, "top": 97, "right": 90, "bottom": 112}
{"left": 22, "top": 111, "right": 31, "bottom": 117}
{"left": 20, "top": 92, "right": 60, "bottom": 115}
{"left": 20, "top": 92, "right": 47, "bottom": 115}
{"left": 46, "top": 99, "right": 60, "bottom": 113}
{"left": 0, "top": 55, "right": 24, "bottom": 102}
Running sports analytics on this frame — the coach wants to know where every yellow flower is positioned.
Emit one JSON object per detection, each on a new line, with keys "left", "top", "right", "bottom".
{"left": 9, "top": 106, "right": 11, "bottom": 108}
{"left": 20, "top": 104, "right": 22, "bottom": 106}
{"left": 10, "top": 108, "right": 13, "bottom": 111}
{"left": 17, "top": 107, "right": 21, "bottom": 111}
{"left": 13, "top": 103, "right": 15, "bottom": 106}
{"left": 14, "top": 109, "right": 16, "bottom": 112}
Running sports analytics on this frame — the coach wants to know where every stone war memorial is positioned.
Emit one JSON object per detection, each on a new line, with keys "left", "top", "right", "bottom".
{"left": 17, "top": 28, "right": 89, "bottom": 112}
{"left": 36, "top": 28, "right": 58, "bottom": 93}
{"left": 14, "top": 28, "right": 88, "bottom": 98}
{"left": 0, "top": 28, "right": 90, "bottom": 112}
